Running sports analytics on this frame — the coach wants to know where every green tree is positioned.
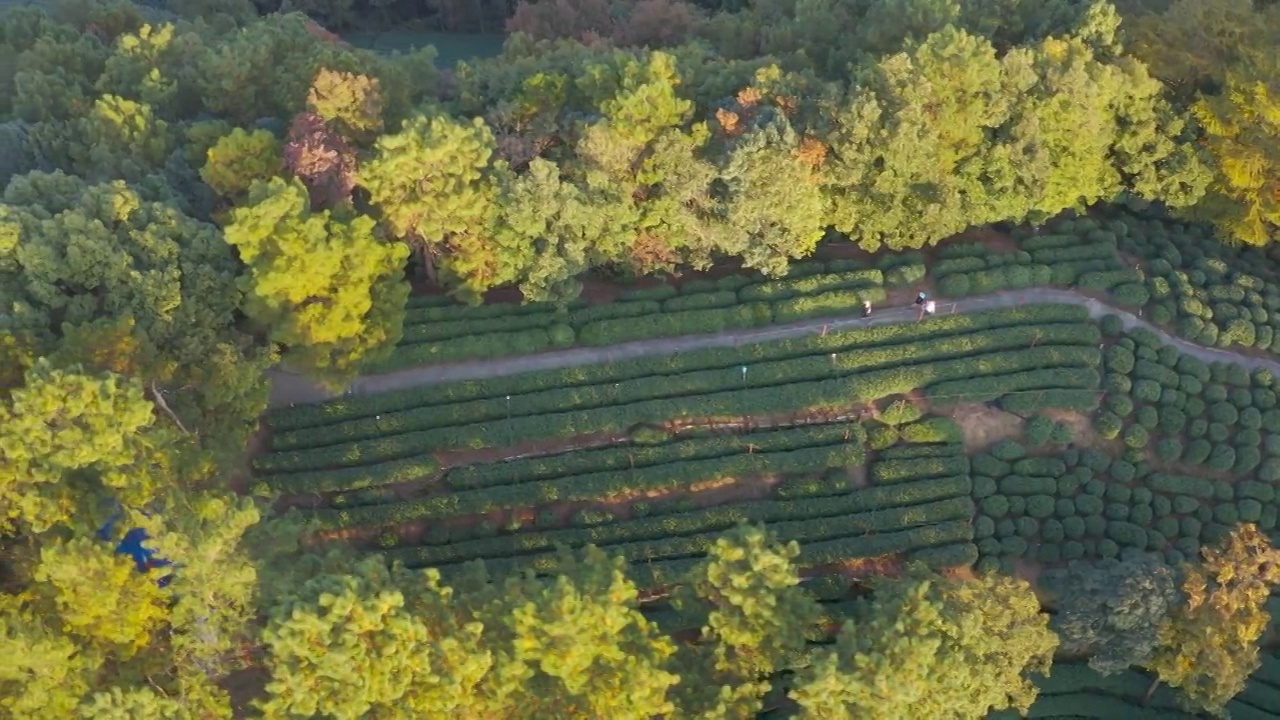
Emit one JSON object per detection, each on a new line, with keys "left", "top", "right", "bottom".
{"left": 305, "top": 67, "right": 384, "bottom": 144}
{"left": 1, "top": 174, "right": 271, "bottom": 467}
{"left": 361, "top": 112, "right": 510, "bottom": 297}
{"left": 223, "top": 177, "right": 409, "bottom": 385}
{"left": 260, "top": 546, "right": 678, "bottom": 719}
{"left": 715, "top": 108, "right": 828, "bottom": 275}
{"left": 31, "top": 536, "right": 171, "bottom": 659}
{"left": 258, "top": 556, "right": 466, "bottom": 720}
{"left": 670, "top": 524, "right": 821, "bottom": 719}
{"left": 0, "top": 360, "right": 169, "bottom": 533}
{"left": 1049, "top": 554, "right": 1179, "bottom": 676}
{"left": 0, "top": 595, "right": 93, "bottom": 719}
{"left": 200, "top": 127, "right": 284, "bottom": 205}
{"left": 791, "top": 570, "right": 1057, "bottom": 719}
{"left": 1148, "top": 523, "right": 1280, "bottom": 715}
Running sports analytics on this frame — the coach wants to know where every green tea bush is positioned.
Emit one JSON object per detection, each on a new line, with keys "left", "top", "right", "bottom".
{"left": 1016, "top": 517, "right": 1039, "bottom": 538}
{"left": 981, "top": 495, "right": 1010, "bottom": 518}
{"left": 1075, "top": 495, "right": 1103, "bottom": 516}
{"left": 974, "top": 515, "right": 996, "bottom": 538}
{"left": 1130, "top": 505, "right": 1153, "bottom": 526}
{"left": 1207, "top": 445, "right": 1236, "bottom": 472}
{"left": 1182, "top": 439, "right": 1212, "bottom": 465}
{"left": 1123, "top": 425, "right": 1149, "bottom": 449}
{"left": 1026, "top": 495, "right": 1056, "bottom": 519}
{"left": 1154, "top": 437, "right": 1182, "bottom": 463}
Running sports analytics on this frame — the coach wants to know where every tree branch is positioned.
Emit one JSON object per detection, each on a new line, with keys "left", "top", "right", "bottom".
{"left": 150, "top": 381, "right": 192, "bottom": 435}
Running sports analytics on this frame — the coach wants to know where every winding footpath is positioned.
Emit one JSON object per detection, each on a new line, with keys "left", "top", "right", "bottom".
{"left": 267, "top": 288, "right": 1280, "bottom": 407}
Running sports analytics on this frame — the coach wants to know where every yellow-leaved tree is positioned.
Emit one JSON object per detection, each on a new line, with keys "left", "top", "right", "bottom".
{"left": 1147, "top": 523, "right": 1280, "bottom": 715}
{"left": 1191, "top": 65, "right": 1280, "bottom": 246}
{"left": 223, "top": 177, "right": 410, "bottom": 386}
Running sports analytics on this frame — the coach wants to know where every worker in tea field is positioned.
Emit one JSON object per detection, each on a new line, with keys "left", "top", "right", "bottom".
{"left": 863, "top": 300, "right": 873, "bottom": 317}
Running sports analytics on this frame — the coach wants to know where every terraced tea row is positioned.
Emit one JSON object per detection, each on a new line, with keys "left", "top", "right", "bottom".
{"left": 256, "top": 305, "right": 1101, "bottom": 486}
{"left": 376, "top": 255, "right": 921, "bottom": 371}
{"left": 411, "top": 438, "right": 978, "bottom": 587}
{"left": 266, "top": 303, "right": 1095, "bottom": 434}
{"left": 314, "top": 424, "right": 868, "bottom": 530}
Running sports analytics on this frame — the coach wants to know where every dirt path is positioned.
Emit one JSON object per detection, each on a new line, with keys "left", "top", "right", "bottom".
{"left": 268, "top": 289, "right": 1280, "bottom": 407}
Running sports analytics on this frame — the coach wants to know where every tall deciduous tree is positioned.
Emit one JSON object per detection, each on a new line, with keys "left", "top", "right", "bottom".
{"left": 223, "top": 177, "right": 409, "bottom": 385}
{"left": 790, "top": 570, "right": 1057, "bottom": 719}
{"left": 1148, "top": 523, "right": 1280, "bottom": 715}
{"left": 1049, "top": 554, "right": 1179, "bottom": 676}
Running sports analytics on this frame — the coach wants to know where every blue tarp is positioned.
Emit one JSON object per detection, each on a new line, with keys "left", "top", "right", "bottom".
{"left": 97, "top": 515, "right": 175, "bottom": 588}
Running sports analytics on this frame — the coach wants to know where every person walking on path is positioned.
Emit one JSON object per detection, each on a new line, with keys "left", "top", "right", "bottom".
{"left": 863, "top": 300, "right": 873, "bottom": 318}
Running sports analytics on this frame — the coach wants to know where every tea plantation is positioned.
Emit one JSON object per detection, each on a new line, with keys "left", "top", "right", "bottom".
{"left": 259, "top": 206, "right": 1280, "bottom": 718}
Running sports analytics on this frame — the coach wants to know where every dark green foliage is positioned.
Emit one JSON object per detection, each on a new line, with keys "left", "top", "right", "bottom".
{"left": 1000, "top": 536, "right": 1029, "bottom": 557}
{"left": 1063, "top": 516, "right": 1087, "bottom": 540}
{"left": 1094, "top": 412, "right": 1122, "bottom": 439}
{"left": 1179, "top": 517, "right": 1202, "bottom": 539}
{"left": 1153, "top": 495, "right": 1172, "bottom": 518}
{"left": 1107, "top": 394, "right": 1135, "bottom": 417}
{"left": 972, "top": 475, "right": 998, "bottom": 498}
{"left": 1106, "top": 484, "right": 1132, "bottom": 504}
{"left": 1048, "top": 555, "right": 1177, "bottom": 676}
{"left": 1098, "top": 539, "right": 1120, "bottom": 558}
{"left": 1024, "top": 416, "right": 1054, "bottom": 446}
{"left": 1016, "top": 517, "right": 1039, "bottom": 538}
{"left": 1238, "top": 499, "right": 1263, "bottom": 523}
{"left": 989, "top": 440, "right": 1027, "bottom": 462}
{"left": 1157, "top": 406, "right": 1187, "bottom": 435}
{"left": 1206, "top": 444, "right": 1236, "bottom": 472}
{"left": 1123, "top": 425, "right": 1149, "bottom": 449}
{"left": 1182, "top": 439, "right": 1212, "bottom": 465}
{"left": 1105, "top": 503, "right": 1130, "bottom": 522}
{"left": 981, "top": 495, "right": 1010, "bottom": 519}
{"left": 974, "top": 515, "right": 996, "bottom": 539}
{"left": 1109, "top": 460, "right": 1136, "bottom": 483}
{"left": 1213, "top": 504, "right": 1239, "bottom": 525}
{"left": 1154, "top": 437, "right": 1183, "bottom": 463}
{"left": 1080, "top": 449, "right": 1111, "bottom": 473}
{"left": 1056, "top": 498, "right": 1077, "bottom": 519}
{"left": 1076, "top": 495, "right": 1104, "bottom": 517}
{"left": 1099, "top": 315, "right": 1125, "bottom": 337}
{"left": 1132, "top": 379, "right": 1162, "bottom": 403}
{"left": 1208, "top": 402, "right": 1239, "bottom": 425}
{"left": 1235, "top": 446, "right": 1262, "bottom": 474}
{"left": 1008, "top": 496, "right": 1026, "bottom": 515}
{"left": 971, "top": 454, "right": 1011, "bottom": 478}
{"left": 1085, "top": 515, "right": 1108, "bottom": 537}
{"left": 1026, "top": 495, "right": 1056, "bottom": 519}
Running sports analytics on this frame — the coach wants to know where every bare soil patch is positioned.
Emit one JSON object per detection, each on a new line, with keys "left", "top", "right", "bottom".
{"left": 944, "top": 403, "right": 1025, "bottom": 453}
